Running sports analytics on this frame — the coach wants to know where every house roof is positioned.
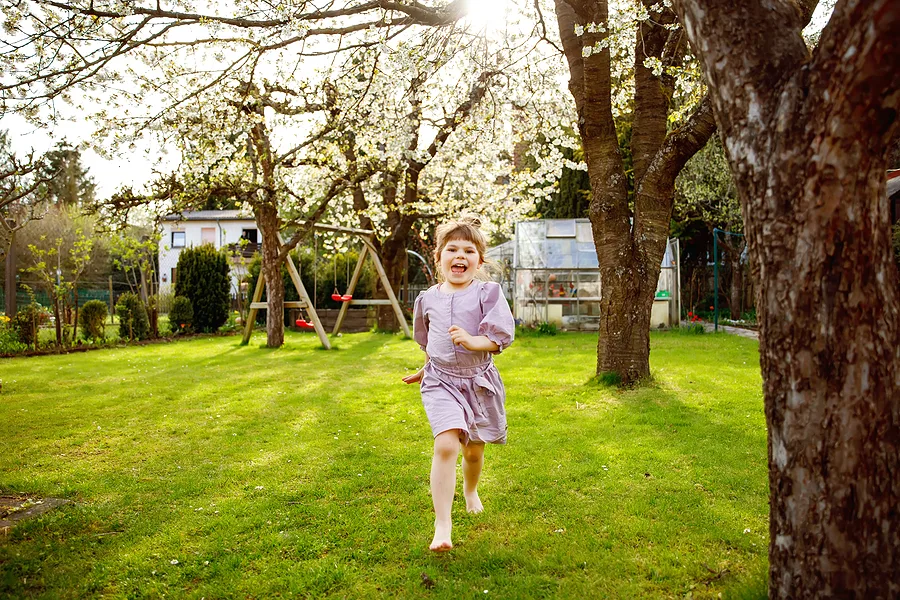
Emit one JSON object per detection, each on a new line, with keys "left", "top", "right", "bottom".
{"left": 162, "top": 210, "right": 255, "bottom": 222}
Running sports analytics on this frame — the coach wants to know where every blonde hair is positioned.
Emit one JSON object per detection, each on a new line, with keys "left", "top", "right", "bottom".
{"left": 433, "top": 216, "right": 490, "bottom": 281}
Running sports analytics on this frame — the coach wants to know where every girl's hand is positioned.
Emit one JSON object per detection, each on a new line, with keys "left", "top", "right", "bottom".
{"left": 448, "top": 325, "right": 474, "bottom": 349}
{"left": 448, "top": 326, "right": 500, "bottom": 353}
{"left": 402, "top": 368, "right": 424, "bottom": 384}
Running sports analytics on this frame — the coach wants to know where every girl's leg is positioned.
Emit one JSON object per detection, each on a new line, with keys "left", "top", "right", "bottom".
{"left": 430, "top": 429, "right": 461, "bottom": 551}
{"left": 461, "top": 441, "right": 485, "bottom": 513}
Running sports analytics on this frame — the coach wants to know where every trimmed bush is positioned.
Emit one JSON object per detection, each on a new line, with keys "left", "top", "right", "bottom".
{"left": 175, "top": 244, "right": 230, "bottom": 333}
{"left": 80, "top": 300, "right": 109, "bottom": 341}
{"left": 12, "top": 303, "right": 50, "bottom": 347}
{"left": 116, "top": 292, "right": 150, "bottom": 341}
{"left": 168, "top": 296, "right": 194, "bottom": 335}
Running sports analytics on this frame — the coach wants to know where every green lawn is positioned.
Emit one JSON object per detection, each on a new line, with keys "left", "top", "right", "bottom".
{"left": 0, "top": 330, "right": 768, "bottom": 599}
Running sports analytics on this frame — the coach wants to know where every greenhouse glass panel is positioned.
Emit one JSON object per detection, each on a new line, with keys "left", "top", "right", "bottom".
{"left": 576, "top": 243, "right": 599, "bottom": 268}
{"left": 515, "top": 221, "right": 547, "bottom": 268}
{"left": 546, "top": 239, "right": 576, "bottom": 268}
{"left": 547, "top": 219, "right": 576, "bottom": 237}
{"left": 576, "top": 221, "right": 593, "bottom": 242}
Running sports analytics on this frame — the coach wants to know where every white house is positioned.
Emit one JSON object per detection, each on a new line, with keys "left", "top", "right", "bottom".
{"left": 159, "top": 210, "right": 259, "bottom": 297}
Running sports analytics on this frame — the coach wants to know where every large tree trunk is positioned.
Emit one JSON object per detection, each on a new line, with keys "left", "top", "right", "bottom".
{"left": 376, "top": 239, "right": 406, "bottom": 330}
{"left": 554, "top": 0, "right": 715, "bottom": 384}
{"left": 256, "top": 203, "right": 285, "bottom": 348}
{"left": 673, "top": 0, "right": 900, "bottom": 596}
{"left": 596, "top": 261, "right": 656, "bottom": 380}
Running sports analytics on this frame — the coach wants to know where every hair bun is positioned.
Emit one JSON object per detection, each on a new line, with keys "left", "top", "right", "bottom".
{"left": 460, "top": 215, "right": 482, "bottom": 228}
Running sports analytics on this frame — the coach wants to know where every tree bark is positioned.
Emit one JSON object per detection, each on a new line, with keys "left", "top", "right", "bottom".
{"left": 52, "top": 292, "right": 62, "bottom": 347}
{"left": 673, "top": 0, "right": 900, "bottom": 596}
{"left": 256, "top": 202, "right": 285, "bottom": 348}
{"left": 554, "top": 0, "right": 715, "bottom": 383}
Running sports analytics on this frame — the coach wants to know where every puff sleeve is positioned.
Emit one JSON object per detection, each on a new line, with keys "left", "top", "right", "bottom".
{"left": 478, "top": 282, "right": 515, "bottom": 353}
{"left": 412, "top": 292, "right": 429, "bottom": 351}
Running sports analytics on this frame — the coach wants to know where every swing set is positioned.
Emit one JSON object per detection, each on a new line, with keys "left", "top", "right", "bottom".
{"left": 241, "top": 223, "right": 411, "bottom": 349}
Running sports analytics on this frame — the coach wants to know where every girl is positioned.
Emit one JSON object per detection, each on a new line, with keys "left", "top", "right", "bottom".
{"left": 402, "top": 217, "right": 515, "bottom": 552}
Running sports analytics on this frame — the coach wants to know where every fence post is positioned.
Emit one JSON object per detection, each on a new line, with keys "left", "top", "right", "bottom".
{"left": 108, "top": 276, "right": 114, "bottom": 323}
{"left": 713, "top": 228, "right": 720, "bottom": 333}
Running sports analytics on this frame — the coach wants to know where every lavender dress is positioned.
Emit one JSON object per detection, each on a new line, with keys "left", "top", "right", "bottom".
{"left": 413, "top": 280, "right": 515, "bottom": 444}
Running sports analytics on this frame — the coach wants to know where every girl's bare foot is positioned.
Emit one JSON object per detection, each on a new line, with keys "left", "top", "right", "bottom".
{"left": 464, "top": 490, "right": 483, "bottom": 513}
{"left": 430, "top": 522, "right": 453, "bottom": 552}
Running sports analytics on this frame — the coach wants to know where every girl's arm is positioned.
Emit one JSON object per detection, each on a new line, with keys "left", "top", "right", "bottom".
{"left": 402, "top": 353, "right": 429, "bottom": 384}
{"left": 448, "top": 326, "right": 500, "bottom": 352}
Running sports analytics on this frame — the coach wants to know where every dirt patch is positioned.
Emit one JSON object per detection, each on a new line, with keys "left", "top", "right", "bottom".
{"left": 0, "top": 496, "right": 72, "bottom": 533}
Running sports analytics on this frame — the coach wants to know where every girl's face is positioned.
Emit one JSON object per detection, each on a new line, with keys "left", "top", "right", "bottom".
{"left": 439, "top": 238, "right": 482, "bottom": 288}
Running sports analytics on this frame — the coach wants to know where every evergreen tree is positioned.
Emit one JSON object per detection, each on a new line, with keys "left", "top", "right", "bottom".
{"left": 38, "top": 142, "right": 96, "bottom": 207}
{"left": 174, "top": 244, "right": 230, "bottom": 332}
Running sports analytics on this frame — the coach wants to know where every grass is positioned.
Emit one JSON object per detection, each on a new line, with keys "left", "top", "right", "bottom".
{"left": 0, "top": 329, "right": 768, "bottom": 599}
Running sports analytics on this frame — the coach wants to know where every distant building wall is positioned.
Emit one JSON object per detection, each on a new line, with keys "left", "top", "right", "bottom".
{"left": 158, "top": 213, "right": 258, "bottom": 298}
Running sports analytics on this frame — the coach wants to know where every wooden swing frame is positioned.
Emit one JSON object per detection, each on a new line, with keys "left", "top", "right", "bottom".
{"left": 240, "top": 224, "right": 411, "bottom": 349}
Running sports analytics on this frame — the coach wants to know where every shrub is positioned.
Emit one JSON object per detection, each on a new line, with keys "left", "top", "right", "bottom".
{"left": 80, "top": 300, "right": 109, "bottom": 341}
{"left": 175, "top": 244, "right": 230, "bottom": 333}
{"left": 168, "top": 296, "right": 194, "bottom": 335}
{"left": 116, "top": 292, "right": 150, "bottom": 341}
{"left": 12, "top": 302, "right": 50, "bottom": 347}
{"left": 516, "top": 321, "right": 559, "bottom": 337}
{"left": 0, "top": 316, "right": 26, "bottom": 354}
{"left": 536, "top": 321, "right": 558, "bottom": 335}
{"left": 218, "top": 310, "right": 241, "bottom": 333}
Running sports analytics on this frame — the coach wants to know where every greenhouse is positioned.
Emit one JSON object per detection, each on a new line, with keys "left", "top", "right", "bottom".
{"left": 501, "top": 219, "right": 681, "bottom": 331}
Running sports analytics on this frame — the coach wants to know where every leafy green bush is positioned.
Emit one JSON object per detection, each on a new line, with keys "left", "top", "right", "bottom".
{"left": 168, "top": 296, "right": 194, "bottom": 335}
{"left": 516, "top": 321, "right": 559, "bottom": 337}
{"left": 175, "top": 244, "right": 230, "bottom": 333}
{"left": 80, "top": 300, "right": 109, "bottom": 341}
{"left": 536, "top": 321, "right": 558, "bottom": 335}
{"left": 12, "top": 302, "right": 50, "bottom": 347}
{"left": 0, "top": 316, "right": 26, "bottom": 354}
{"left": 116, "top": 292, "right": 150, "bottom": 341}
{"left": 219, "top": 311, "right": 242, "bottom": 333}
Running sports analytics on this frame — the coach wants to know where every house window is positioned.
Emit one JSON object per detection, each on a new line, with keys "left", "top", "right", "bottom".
{"left": 201, "top": 227, "right": 216, "bottom": 245}
{"left": 172, "top": 231, "right": 186, "bottom": 248}
{"left": 241, "top": 229, "right": 258, "bottom": 244}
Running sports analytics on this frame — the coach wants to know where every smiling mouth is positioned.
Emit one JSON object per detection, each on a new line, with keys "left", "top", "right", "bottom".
{"left": 450, "top": 263, "right": 467, "bottom": 274}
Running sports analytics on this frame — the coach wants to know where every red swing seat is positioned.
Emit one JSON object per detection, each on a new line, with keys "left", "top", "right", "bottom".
{"left": 295, "top": 318, "right": 315, "bottom": 329}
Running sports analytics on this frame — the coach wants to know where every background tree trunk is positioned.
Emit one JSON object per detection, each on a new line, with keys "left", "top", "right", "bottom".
{"left": 554, "top": 0, "right": 715, "bottom": 384}
{"left": 728, "top": 250, "right": 742, "bottom": 320}
{"left": 256, "top": 203, "right": 285, "bottom": 348}
{"left": 673, "top": 0, "right": 900, "bottom": 596}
